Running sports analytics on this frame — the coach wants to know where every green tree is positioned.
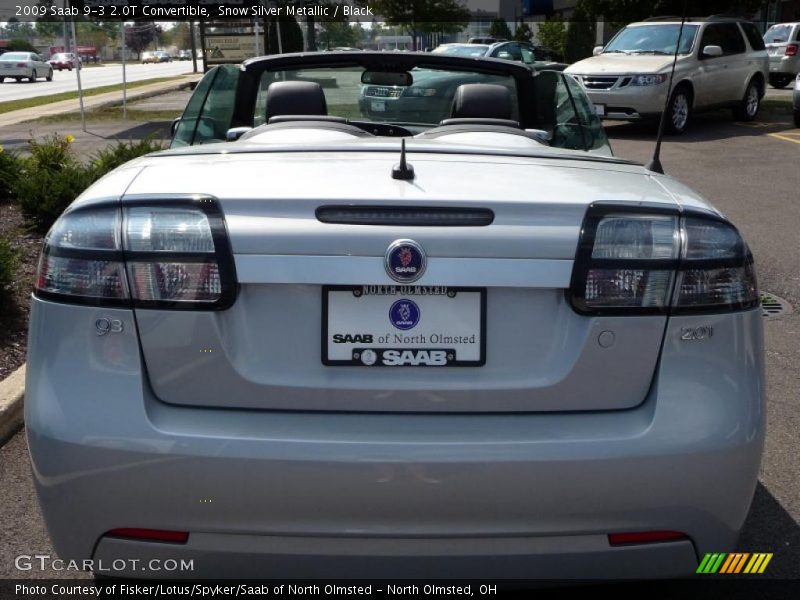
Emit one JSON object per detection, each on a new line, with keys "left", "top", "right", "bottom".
{"left": 372, "top": 0, "right": 470, "bottom": 50}
{"left": 564, "top": 4, "right": 596, "bottom": 63}
{"left": 514, "top": 21, "right": 533, "bottom": 43}
{"left": 125, "top": 22, "right": 160, "bottom": 59}
{"left": 489, "top": 18, "right": 512, "bottom": 40}
{"left": 6, "top": 39, "right": 37, "bottom": 52}
{"left": 170, "top": 23, "right": 193, "bottom": 50}
{"left": 536, "top": 19, "right": 567, "bottom": 56}
{"left": 35, "top": 20, "right": 63, "bottom": 45}
{"left": 321, "top": 21, "right": 361, "bottom": 49}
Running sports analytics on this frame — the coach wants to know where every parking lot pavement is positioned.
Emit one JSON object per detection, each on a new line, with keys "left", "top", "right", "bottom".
{"left": 607, "top": 109, "right": 800, "bottom": 577}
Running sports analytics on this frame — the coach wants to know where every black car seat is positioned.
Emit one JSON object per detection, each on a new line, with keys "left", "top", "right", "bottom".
{"left": 440, "top": 83, "right": 520, "bottom": 128}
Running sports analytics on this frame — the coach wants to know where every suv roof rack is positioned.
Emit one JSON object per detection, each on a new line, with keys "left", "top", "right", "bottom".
{"left": 642, "top": 14, "right": 741, "bottom": 22}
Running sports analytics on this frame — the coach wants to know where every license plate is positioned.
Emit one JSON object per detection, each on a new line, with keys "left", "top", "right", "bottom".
{"left": 371, "top": 100, "right": 386, "bottom": 112}
{"left": 594, "top": 104, "right": 606, "bottom": 116}
{"left": 323, "top": 286, "right": 485, "bottom": 367}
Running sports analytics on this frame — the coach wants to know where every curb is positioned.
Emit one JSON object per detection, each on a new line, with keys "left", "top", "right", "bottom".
{"left": 0, "top": 364, "right": 25, "bottom": 445}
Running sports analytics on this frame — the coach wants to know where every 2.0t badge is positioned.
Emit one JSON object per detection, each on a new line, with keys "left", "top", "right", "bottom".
{"left": 385, "top": 239, "right": 426, "bottom": 283}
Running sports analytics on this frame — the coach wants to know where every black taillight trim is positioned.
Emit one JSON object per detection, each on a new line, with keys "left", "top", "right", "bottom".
{"left": 316, "top": 205, "right": 495, "bottom": 227}
{"left": 568, "top": 202, "right": 759, "bottom": 317}
{"left": 33, "top": 195, "right": 239, "bottom": 311}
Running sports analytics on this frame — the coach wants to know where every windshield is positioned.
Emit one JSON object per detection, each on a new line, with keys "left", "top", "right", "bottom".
{"left": 432, "top": 45, "right": 490, "bottom": 57}
{"left": 1, "top": 53, "right": 30, "bottom": 61}
{"left": 604, "top": 24, "right": 699, "bottom": 55}
{"left": 254, "top": 65, "right": 519, "bottom": 128}
{"left": 764, "top": 24, "right": 793, "bottom": 43}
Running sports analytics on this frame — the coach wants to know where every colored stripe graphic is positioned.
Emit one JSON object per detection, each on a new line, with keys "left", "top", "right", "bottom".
{"left": 698, "top": 553, "right": 773, "bottom": 574}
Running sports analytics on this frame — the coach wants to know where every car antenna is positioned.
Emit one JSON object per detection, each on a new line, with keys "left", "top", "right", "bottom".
{"left": 646, "top": 0, "right": 689, "bottom": 174}
{"left": 392, "top": 139, "right": 415, "bottom": 180}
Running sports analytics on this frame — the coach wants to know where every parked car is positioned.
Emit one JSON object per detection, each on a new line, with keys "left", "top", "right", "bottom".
{"left": 794, "top": 72, "right": 800, "bottom": 126}
{"left": 176, "top": 49, "right": 193, "bottom": 61}
{"left": 155, "top": 51, "right": 173, "bottom": 63}
{"left": 763, "top": 22, "right": 800, "bottom": 88}
{"left": 566, "top": 17, "right": 769, "bottom": 134}
{"left": 48, "top": 52, "right": 80, "bottom": 71}
{"left": 0, "top": 52, "right": 53, "bottom": 83}
{"left": 27, "top": 51, "right": 763, "bottom": 580}
{"left": 433, "top": 41, "right": 569, "bottom": 71}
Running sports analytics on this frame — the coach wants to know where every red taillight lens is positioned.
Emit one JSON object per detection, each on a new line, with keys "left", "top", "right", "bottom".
{"left": 34, "top": 198, "right": 237, "bottom": 310}
{"left": 107, "top": 528, "right": 189, "bottom": 543}
{"left": 786, "top": 44, "right": 798, "bottom": 56}
{"left": 16, "top": 63, "right": 26, "bottom": 68}
{"left": 608, "top": 531, "right": 688, "bottom": 546}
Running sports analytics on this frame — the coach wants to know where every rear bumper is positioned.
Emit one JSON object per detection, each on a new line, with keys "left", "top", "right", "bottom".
{"left": 768, "top": 56, "right": 800, "bottom": 76}
{"left": 25, "top": 298, "right": 765, "bottom": 579}
{"left": 0, "top": 67, "right": 32, "bottom": 78}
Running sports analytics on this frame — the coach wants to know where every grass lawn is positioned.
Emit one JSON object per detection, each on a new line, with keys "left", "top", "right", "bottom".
{"left": 0, "top": 77, "right": 178, "bottom": 115}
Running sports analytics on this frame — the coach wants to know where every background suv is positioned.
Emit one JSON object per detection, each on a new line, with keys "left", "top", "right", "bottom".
{"left": 764, "top": 22, "right": 800, "bottom": 88}
{"left": 566, "top": 17, "right": 768, "bottom": 134}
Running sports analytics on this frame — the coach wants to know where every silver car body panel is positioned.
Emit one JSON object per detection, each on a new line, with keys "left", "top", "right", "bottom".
{"left": 27, "top": 130, "right": 765, "bottom": 577}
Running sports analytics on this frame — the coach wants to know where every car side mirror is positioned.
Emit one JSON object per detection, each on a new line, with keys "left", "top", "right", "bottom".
{"left": 593, "top": 46, "right": 603, "bottom": 56}
{"left": 702, "top": 45, "right": 723, "bottom": 58}
{"left": 170, "top": 118, "right": 180, "bottom": 138}
{"left": 226, "top": 127, "right": 252, "bottom": 142}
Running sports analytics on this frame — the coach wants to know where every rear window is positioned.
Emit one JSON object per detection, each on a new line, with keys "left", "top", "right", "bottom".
{"left": 0, "top": 53, "right": 29, "bottom": 61}
{"left": 764, "top": 24, "right": 793, "bottom": 43}
{"left": 740, "top": 22, "right": 766, "bottom": 50}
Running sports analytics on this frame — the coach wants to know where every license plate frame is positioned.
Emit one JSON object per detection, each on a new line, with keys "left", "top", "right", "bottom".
{"left": 370, "top": 100, "right": 386, "bottom": 112}
{"left": 322, "top": 285, "right": 486, "bottom": 367}
{"left": 594, "top": 103, "right": 606, "bottom": 116}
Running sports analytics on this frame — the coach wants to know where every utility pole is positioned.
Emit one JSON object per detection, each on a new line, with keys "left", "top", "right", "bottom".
{"left": 189, "top": 21, "right": 198, "bottom": 73}
{"left": 120, "top": 25, "right": 127, "bottom": 121}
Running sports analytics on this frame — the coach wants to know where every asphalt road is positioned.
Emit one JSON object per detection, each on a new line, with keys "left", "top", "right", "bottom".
{"left": 0, "top": 104, "right": 798, "bottom": 584}
{"left": 0, "top": 62, "right": 194, "bottom": 102}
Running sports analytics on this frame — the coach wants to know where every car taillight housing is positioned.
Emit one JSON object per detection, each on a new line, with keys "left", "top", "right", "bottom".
{"left": 35, "top": 197, "right": 237, "bottom": 310}
{"left": 569, "top": 203, "right": 758, "bottom": 315}
{"left": 786, "top": 44, "right": 798, "bottom": 56}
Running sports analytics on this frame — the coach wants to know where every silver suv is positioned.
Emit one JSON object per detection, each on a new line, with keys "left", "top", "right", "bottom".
{"left": 566, "top": 17, "right": 769, "bottom": 134}
{"left": 764, "top": 22, "right": 800, "bottom": 88}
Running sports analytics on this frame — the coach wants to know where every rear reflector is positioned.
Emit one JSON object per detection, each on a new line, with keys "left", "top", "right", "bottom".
{"left": 608, "top": 531, "right": 688, "bottom": 546}
{"left": 107, "top": 528, "right": 189, "bottom": 544}
{"left": 316, "top": 206, "right": 494, "bottom": 226}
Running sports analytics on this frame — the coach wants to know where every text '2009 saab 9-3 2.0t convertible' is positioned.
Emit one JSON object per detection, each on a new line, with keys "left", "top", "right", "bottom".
{"left": 26, "top": 52, "right": 764, "bottom": 580}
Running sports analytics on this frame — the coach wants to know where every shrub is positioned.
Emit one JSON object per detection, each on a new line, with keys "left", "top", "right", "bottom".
{"left": 90, "top": 136, "right": 164, "bottom": 178}
{"left": 12, "top": 133, "right": 94, "bottom": 231}
{"left": 0, "top": 236, "right": 18, "bottom": 310}
{"left": 13, "top": 133, "right": 165, "bottom": 231}
{"left": 0, "top": 145, "right": 22, "bottom": 204}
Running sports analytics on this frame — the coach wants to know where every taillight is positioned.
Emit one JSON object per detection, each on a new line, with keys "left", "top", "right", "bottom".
{"left": 34, "top": 197, "right": 237, "bottom": 310}
{"left": 786, "top": 44, "right": 798, "bottom": 56}
{"left": 569, "top": 204, "right": 758, "bottom": 315}
{"left": 16, "top": 63, "right": 27, "bottom": 68}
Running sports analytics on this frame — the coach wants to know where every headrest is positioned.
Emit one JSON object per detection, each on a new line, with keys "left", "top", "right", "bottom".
{"left": 450, "top": 84, "right": 513, "bottom": 120}
{"left": 265, "top": 81, "right": 327, "bottom": 119}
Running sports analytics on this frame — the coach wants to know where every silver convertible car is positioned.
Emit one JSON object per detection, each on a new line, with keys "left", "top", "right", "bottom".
{"left": 26, "top": 52, "right": 763, "bottom": 580}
